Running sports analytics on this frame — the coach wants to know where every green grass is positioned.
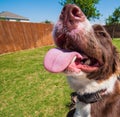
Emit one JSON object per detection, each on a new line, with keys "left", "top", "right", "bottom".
{"left": 0, "top": 38, "right": 120, "bottom": 117}
{"left": 0, "top": 46, "right": 71, "bottom": 117}
{"left": 112, "top": 38, "right": 120, "bottom": 51}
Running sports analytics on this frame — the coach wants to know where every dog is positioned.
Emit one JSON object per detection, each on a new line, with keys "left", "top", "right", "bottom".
{"left": 44, "top": 4, "right": 120, "bottom": 117}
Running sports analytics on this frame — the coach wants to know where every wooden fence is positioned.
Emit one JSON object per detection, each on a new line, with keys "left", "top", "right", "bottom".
{"left": 104, "top": 24, "right": 120, "bottom": 38}
{"left": 0, "top": 21, "right": 54, "bottom": 54}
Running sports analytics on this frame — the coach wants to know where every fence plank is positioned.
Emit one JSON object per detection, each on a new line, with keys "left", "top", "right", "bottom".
{"left": 104, "top": 24, "right": 120, "bottom": 38}
{"left": 0, "top": 21, "right": 53, "bottom": 54}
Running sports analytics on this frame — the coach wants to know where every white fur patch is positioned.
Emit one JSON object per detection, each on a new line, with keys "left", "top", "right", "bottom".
{"left": 74, "top": 101, "right": 91, "bottom": 117}
{"left": 67, "top": 72, "right": 117, "bottom": 117}
{"left": 77, "top": 19, "right": 92, "bottom": 33}
{"left": 67, "top": 72, "right": 117, "bottom": 95}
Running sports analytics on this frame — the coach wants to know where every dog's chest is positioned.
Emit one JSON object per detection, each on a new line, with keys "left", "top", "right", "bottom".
{"left": 74, "top": 100, "right": 91, "bottom": 117}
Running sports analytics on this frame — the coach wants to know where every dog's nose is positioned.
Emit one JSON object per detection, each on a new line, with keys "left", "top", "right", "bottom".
{"left": 60, "top": 4, "right": 85, "bottom": 26}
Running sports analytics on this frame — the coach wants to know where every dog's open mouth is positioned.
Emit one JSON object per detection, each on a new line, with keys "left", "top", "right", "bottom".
{"left": 44, "top": 48, "right": 100, "bottom": 73}
{"left": 44, "top": 4, "right": 102, "bottom": 74}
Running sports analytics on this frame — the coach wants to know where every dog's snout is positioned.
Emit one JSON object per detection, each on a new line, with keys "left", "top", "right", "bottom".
{"left": 60, "top": 4, "right": 85, "bottom": 25}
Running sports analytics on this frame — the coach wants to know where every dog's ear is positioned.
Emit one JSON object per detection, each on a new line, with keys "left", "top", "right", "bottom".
{"left": 92, "top": 24, "right": 111, "bottom": 39}
{"left": 92, "top": 24, "right": 120, "bottom": 75}
{"left": 92, "top": 24, "right": 105, "bottom": 31}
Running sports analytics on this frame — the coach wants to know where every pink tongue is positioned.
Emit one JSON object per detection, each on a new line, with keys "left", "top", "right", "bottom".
{"left": 44, "top": 48, "right": 82, "bottom": 73}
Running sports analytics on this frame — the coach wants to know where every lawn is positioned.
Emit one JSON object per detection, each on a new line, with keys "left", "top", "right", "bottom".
{"left": 0, "top": 46, "right": 71, "bottom": 117}
{"left": 112, "top": 38, "right": 120, "bottom": 51}
{"left": 0, "top": 39, "right": 120, "bottom": 117}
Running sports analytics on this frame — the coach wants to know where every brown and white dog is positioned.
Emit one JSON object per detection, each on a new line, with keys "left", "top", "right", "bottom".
{"left": 44, "top": 4, "right": 120, "bottom": 117}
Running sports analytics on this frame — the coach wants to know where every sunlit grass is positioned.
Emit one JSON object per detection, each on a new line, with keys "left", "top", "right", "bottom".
{"left": 0, "top": 46, "right": 71, "bottom": 117}
{"left": 112, "top": 38, "right": 120, "bottom": 51}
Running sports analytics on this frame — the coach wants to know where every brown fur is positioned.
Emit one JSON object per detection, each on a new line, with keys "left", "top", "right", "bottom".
{"left": 91, "top": 81, "right": 120, "bottom": 117}
{"left": 53, "top": 4, "right": 120, "bottom": 117}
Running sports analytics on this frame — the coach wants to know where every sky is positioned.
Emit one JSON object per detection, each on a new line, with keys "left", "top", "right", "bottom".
{"left": 0, "top": 0, "right": 120, "bottom": 24}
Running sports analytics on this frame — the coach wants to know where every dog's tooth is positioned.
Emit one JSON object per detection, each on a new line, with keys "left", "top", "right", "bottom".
{"left": 84, "top": 59, "right": 91, "bottom": 65}
{"left": 71, "top": 56, "right": 77, "bottom": 63}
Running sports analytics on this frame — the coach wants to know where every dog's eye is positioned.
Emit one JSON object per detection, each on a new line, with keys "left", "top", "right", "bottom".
{"left": 95, "top": 31, "right": 106, "bottom": 38}
{"left": 99, "top": 31, "right": 106, "bottom": 37}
